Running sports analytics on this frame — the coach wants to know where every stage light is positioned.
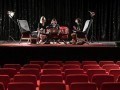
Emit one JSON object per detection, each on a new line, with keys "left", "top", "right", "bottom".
{"left": 7, "top": 11, "right": 15, "bottom": 18}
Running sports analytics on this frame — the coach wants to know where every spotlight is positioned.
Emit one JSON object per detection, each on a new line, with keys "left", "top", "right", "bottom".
{"left": 7, "top": 11, "right": 15, "bottom": 18}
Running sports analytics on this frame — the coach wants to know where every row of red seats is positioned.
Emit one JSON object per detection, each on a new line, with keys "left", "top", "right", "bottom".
{"left": 0, "top": 82, "right": 120, "bottom": 90}
{"left": 1, "top": 70, "right": 120, "bottom": 89}
{"left": 0, "top": 60, "right": 120, "bottom": 90}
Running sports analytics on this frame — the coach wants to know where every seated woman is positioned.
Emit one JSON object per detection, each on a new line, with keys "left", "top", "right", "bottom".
{"left": 49, "top": 18, "right": 60, "bottom": 34}
{"left": 37, "top": 16, "right": 47, "bottom": 44}
{"left": 71, "top": 18, "right": 83, "bottom": 44}
{"left": 46, "top": 18, "right": 60, "bottom": 43}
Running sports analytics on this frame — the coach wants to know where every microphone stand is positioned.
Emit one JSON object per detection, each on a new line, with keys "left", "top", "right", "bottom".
{"left": 89, "top": 12, "right": 97, "bottom": 43}
{"left": 8, "top": 15, "right": 18, "bottom": 42}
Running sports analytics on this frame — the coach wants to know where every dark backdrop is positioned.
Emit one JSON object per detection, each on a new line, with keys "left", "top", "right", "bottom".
{"left": 0, "top": 0, "right": 120, "bottom": 41}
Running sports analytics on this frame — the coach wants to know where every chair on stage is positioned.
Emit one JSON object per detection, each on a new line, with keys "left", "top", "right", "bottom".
{"left": 45, "top": 26, "right": 69, "bottom": 44}
{"left": 59, "top": 26, "right": 69, "bottom": 44}
{"left": 75, "top": 19, "right": 93, "bottom": 44}
{"left": 17, "top": 20, "right": 38, "bottom": 44}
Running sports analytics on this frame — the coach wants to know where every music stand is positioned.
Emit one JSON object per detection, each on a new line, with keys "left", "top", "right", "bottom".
{"left": 76, "top": 20, "right": 92, "bottom": 44}
{"left": 7, "top": 11, "right": 16, "bottom": 42}
{"left": 89, "top": 11, "right": 97, "bottom": 42}
{"left": 17, "top": 20, "right": 31, "bottom": 43}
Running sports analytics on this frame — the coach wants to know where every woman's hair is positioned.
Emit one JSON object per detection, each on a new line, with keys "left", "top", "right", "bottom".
{"left": 40, "top": 16, "right": 46, "bottom": 24}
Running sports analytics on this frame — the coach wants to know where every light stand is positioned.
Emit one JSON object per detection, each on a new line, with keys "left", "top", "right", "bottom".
{"left": 7, "top": 11, "right": 16, "bottom": 42}
{"left": 89, "top": 11, "right": 97, "bottom": 43}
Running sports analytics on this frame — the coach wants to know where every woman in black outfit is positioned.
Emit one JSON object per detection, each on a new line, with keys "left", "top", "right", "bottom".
{"left": 37, "top": 16, "right": 47, "bottom": 43}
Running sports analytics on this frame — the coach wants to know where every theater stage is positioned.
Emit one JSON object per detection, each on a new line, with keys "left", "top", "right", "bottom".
{"left": 0, "top": 41, "right": 119, "bottom": 65}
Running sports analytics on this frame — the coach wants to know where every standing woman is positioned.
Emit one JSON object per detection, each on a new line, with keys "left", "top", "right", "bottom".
{"left": 37, "top": 16, "right": 47, "bottom": 43}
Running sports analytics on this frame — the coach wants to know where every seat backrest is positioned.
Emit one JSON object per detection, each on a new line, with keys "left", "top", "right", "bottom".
{"left": 63, "top": 64, "right": 80, "bottom": 72}
{"left": 20, "top": 68, "right": 40, "bottom": 79}
{"left": 64, "top": 61, "right": 81, "bottom": 65}
{"left": 59, "top": 26, "right": 69, "bottom": 34}
{"left": 64, "top": 69, "right": 84, "bottom": 78}
{"left": 40, "top": 82, "right": 66, "bottom": 90}
{"left": 30, "top": 61, "right": 45, "bottom": 68}
{"left": 92, "top": 74, "right": 114, "bottom": 90}
{"left": 47, "top": 61, "right": 63, "bottom": 67}
{"left": 65, "top": 74, "right": 88, "bottom": 85}
{"left": 40, "top": 75, "right": 63, "bottom": 82}
{"left": 99, "top": 61, "right": 114, "bottom": 67}
{"left": 109, "top": 69, "right": 120, "bottom": 81}
{"left": 82, "top": 61, "right": 98, "bottom": 66}
{"left": 14, "top": 74, "right": 37, "bottom": 86}
{"left": 101, "top": 82, "right": 120, "bottom": 90}
{"left": 102, "top": 64, "right": 119, "bottom": 73}
{"left": 0, "top": 75, "right": 10, "bottom": 89}
{"left": 83, "top": 65, "right": 101, "bottom": 72}
{"left": 87, "top": 69, "right": 107, "bottom": 81}
{"left": 4, "top": 64, "right": 21, "bottom": 72}
{"left": 17, "top": 20, "right": 31, "bottom": 33}
{"left": 70, "top": 82, "right": 97, "bottom": 90}
{"left": 43, "top": 64, "right": 61, "bottom": 69}
{"left": 0, "top": 68, "right": 17, "bottom": 78}
{"left": 23, "top": 64, "right": 41, "bottom": 70}
{"left": 42, "top": 69, "right": 62, "bottom": 75}
{"left": 0, "top": 82, "right": 5, "bottom": 90}
{"left": 8, "top": 82, "right": 36, "bottom": 90}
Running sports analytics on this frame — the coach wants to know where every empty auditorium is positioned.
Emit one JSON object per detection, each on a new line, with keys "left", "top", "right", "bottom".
{"left": 0, "top": 0, "right": 120, "bottom": 90}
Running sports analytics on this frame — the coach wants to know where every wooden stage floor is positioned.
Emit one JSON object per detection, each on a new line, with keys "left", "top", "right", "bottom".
{"left": 0, "top": 41, "right": 117, "bottom": 47}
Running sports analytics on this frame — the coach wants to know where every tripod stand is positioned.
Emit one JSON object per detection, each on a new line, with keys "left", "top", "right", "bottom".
{"left": 7, "top": 11, "right": 16, "bottom": 42}
{"left": 88, "top": 11, "right": 97, "bottom": 43}
{"left": 89, "top": 19, "right": 97, "bottom": 43}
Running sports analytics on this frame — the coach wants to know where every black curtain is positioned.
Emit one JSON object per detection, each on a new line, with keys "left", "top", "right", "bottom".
{"left": 0, "top": 0, "right": 120, "bottom": 41}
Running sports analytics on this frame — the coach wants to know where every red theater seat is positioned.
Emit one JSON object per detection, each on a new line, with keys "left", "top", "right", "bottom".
{"left": 64, "top": 69, "right": 84, "bottom": 78}
{"left": 83, "top": 65, "right": 101, "bottom": 72}
{"left": 102, "top": 64, "right": 119, "bottom": 73}
{"left": 92, "top": 74, "right": 114, "bottom": 90}
{"left": 43, "top": 64, "right": 61, "bottom": 69}
{"left": 8, "top": 82, "right": 36, "bottom": 90}
{"left": 47, "top": 61, "right": 63, "bottom": 67}
{"left": 14, "top": 74, "right": 37, "bottom": 86}
{"left": 116, "top": 75, "right": 120, "bottom": 82}
{"left": 70, "top": 82, "right": 97, "bottom": 90}
{"left": 0, "top": 68, "right": 17, "bottom": 78}
{"left": 109, "top": 69, "right": 120, "bottom": 81}
{"left": 42, "top": 69, "right": 62, "bottom": 75}
{"left": 4, "top": 64, "right": 21, "bottom": 72}
{"left": 63, "top": 64, "right": 80, "bottom": 72}
{"left": 0, "top": 75, "right": 10, "bottom": 89}
{"left": 59, "top": 26, "right": 69, "bottom": 42}
{"left": 0, "top": 82, "right": 5, "bottom": 90}
{"left": 99, "top": 61, "right": 114, "bottom": 67}
{"left": 87, "top": 69, "right": 107, "bottom": 82}
{"left": 101, "top": 82, "right": 120, "bottom": 90}
{"left": 40, "top": 82, "right": 66, "bottom": 90}
{"left": 65, "top": 74, "right": 88, "bottom": 85}
{"left": 23, "top": 64, "right": 41, "bottom": 71}
{"left": 64, "top": 61, "right": 81, "bottom": 65}
{"left": 82, "top": 61, "right": 98, "bottom": 66}
{"left": 20, "top": 68, "right": 40, "bottom": 79}
{"left": 40, "top": 75, "right": 63, "bottom": 82}
{"left": 30, "top": 61, "right": 45, "bottom": 68}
